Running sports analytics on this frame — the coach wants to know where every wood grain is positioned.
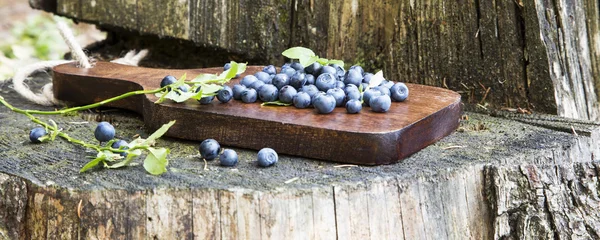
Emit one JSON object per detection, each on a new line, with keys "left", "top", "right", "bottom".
{"left": 52, "top": 62, "right": 461, "bottom": 165}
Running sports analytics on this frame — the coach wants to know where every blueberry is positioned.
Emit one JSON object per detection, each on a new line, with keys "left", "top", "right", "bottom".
{"left": 198, "top": 96, "right": 214, "bottom": 104}
{"left": 313, "top": 94, "right": 336, "bottom": 114}
{"left": 224, "top": 63, "right": 232, "bottom": 71}
{"left": 301, "top": 85, "right": 320, "bottom": 98}
{"left": 311, "top": 91, "right": 327, "bottom": 105}
{"left": 370, "top": 95, "right": 392, "bottom": 113}
{"left": 281, "top": 63, "right": 292, "bottom": 69}
{"left": 241, "top": 88, "right": 258, "bottom": 103}
{"left": 217, "top": 86, "right": 233, "bottom": 103}
{"left": 363, "top": 73, "right": 374, "bottom": 84}
{"left": 258, "top": 84, "right": 279, "bottom": 102}
{"left": 290, "top": 72, "right": 307, "bottom": 89}
{"left": 335, "top": 81, "right": 345, "bottom": 89}
{"left": 293, "top": 92, "right": 312, "bottom": 109}
{"left": 349, "top": 65, "right": 365, "bottom": 76}
{"left": 232, "top": 84, "right": 246, "bottom": 100}
{"left": 346, "top": 89, "right": 362, "bottom": 101}
{"left": 240, "top": 75, "right": 258, "bottom": 87}
{"left": 360, "top": 83, "right": 369, "bottom": 91}
{"left": 315, "top": 73, "right": 337, "bottom": 92}
{"left": 344, "top": 69, "right": 363, "bottom": 86}
{"left": 330, "top": 64, "right": 346, "bottom": 81}
{"left": 362, "top": 89, "right": 382, "bottom": 107}
{"left": 305, "top": 74, "right": 315, "bottom": 85}
{"left": 249, "top": 80, "right": 265, "bottom": 91}
{"left": 111, "top": 139, "right": 129, "bottom": 157}
{"left": 263, "top": 65, "right": 277, "bottom": 75}
{"left": 279, "top": 85, "right": 297, "bottom": 104}
{"left": 380, "top": 80, "right": 394, "bottom": 89}
{"left": 257, "top": 148, "right": 278, "bottom": 167}
{"left": 94, "top": 121, "right": 115, "bottom": 142}
{"left": 320, "top": 66, "right": 337, "bottom": 76}
{"left": 345, "top": 99, "right": 362, "bottom": 114}
{"left": 374, "top": 86, "right": 391, "bottom": 96}
{"left": 290, "top": 62, "right": 304, "bottom": 71}
{"left": 344, "top": 84, "right": 359, "bottom": 94}
{"left": 390, "top": 82, "right": 409, "bottom": 102}
{"left": 29, "top": 127, "right": 47, "bottom": 143}
{"left": 280, "top": 67, "right": 296, "bottom": 78}
{"left": 199, "top": 139, "right": 221, "bottom": 160}
{"left": 255, "top": 71, "right": 272, "bottom": 84}
{"left": 272, "top": 74, "right": 290, "bottom": 89}
{"left": 219, "top": 149, "right": 238, "bottom": 167}
{"left": 177, "top": 84, "right": 190, "bottom": 93}
{"left": 160, "top": 75, "right": 177, "bottom": 88}
{"left": 326, "top": 88, "right": 346, "bottom": 107}
{"left": 304, "top": 62, "right": 322, "bottom": 76}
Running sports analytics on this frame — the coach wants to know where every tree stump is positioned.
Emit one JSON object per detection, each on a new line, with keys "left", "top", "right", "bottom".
{"left": 1, "top": 75, "right": 600, "bottom": 239}
{"left": 30, "top": 0, "right": 600, "bottom": 120}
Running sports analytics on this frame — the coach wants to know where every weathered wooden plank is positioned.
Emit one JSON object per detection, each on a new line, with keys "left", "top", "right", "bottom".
{"left": 398, "top": 181, "right": 427, "bottom": 239}
{"left": 138, "top": 0, "right": 190, "bottom": 39}
{"left": 220, "top": 188, "right": 262, "bottom": 240}
{"left": 81, "top": 0, "right": 137, "bottom": 30}
{"left": 79, "top": 190, "right": 146, "bottom": 239}
{"left": 56, "top": 0, "right": 79, "bottom": 18}
{"left": 146, "top": 188, "right": 193, "bottom": 239}
{"left": 192, "top": 188, "right": 221, "bottom": 239}
{"left": 0, "top": 174, "right": 27, "bottom": 240}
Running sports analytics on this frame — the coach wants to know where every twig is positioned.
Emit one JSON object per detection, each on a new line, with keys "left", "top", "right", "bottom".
{"left": 443, "top": 145, "right": 465, "bottom": 150}
{"left": 334, "top": 164, "right": 358, "bottom": 168}
{"left": 285, "top": 177, "right": 299, "bottom": 184}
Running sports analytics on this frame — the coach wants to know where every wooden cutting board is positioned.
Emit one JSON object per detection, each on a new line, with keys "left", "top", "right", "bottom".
{"left": 52, "top": 62, "right": 461, "bottom": 165}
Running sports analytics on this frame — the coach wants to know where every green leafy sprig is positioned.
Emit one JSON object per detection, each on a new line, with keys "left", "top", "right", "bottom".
{"left": 282, "top": 47, "right": 344, "bottom": 68}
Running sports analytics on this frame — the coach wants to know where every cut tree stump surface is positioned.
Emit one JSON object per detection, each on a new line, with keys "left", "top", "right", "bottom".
{"left": 1, "top": 75, "right": 600, "bottom": 239}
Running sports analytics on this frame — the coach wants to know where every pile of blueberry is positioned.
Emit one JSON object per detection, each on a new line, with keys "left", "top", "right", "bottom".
{"left": 199, "top": 139, "right": 278, "bottom": 167}
{"left": 221, "top": 62, "right": 409, "bottom": 114}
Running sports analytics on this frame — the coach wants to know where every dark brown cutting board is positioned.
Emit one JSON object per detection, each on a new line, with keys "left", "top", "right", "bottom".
{"left": 52, "top": 62, "right": 461, "bottom": 165}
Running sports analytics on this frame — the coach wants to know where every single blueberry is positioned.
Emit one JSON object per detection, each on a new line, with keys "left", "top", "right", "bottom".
{"left": 344, "top": 69, "right": 363, "bottom": 86}
{"left": 249, "top": 80, "right": 265, "bottom": 91}
{"left": 111, "top": 139, "right": 129, "bottom": 157}
{"left": 278, "top": 85, "right": 298, "bottom": 104}
{"left": 370, "top": 95, "right": 392, "bottom": 113}
{"left": 272, "top": 73, "right": 290, "bottom": 90}
{"left": 374, "top": 86, "right": 391, "bottom": 96}
{"left": 335, "top": 81, "right": 345, "bottom": 89}
{"left": 311, "top": 91, "right": 327, "bottom": 105}
{"left": 258, "top": 84, "right": 279, "bottom": 102}
{"left": 344, "top": 84, "right": 359, "bottom": 94}
{"left": 217, "top": 86, "right": 233, "bottom": 103}
{"left": 29, "top": 127, "right": 47, "bottom": 143}
{"left": 326, "top": 88, "right": 346, "bottom": 107}
{"left": 345, "top": 99, "right": 362, "bottom": 114}
{"left": 263, "top": 65, "right": 277, "bottom": 75}
{"left": 349, "top": 65, "right": 365, "bottom": 76}
{"left": 363, "top": 73, "right": 374, "bottom": 84}
{"left": 315, "top": 73, "right": 337, "bottom": 92}
{"left": 301, "top": 85, "right": 320, "bottom": 98}
{"left": 313, "top": 94, "right": 336, "bottom": 114}
{"left": 346, "top": 89, "right": 362, "bottom": 101}
{"left": 305, "top": 74, "right": 315, "bottom": 85}
{"left": 362, "top": 89, "right": 382, "bottom": 107}
{"left": 94, "top": 121, "right": 115, "bottom": 142}
{"left": 304, "top": 62, "right": 322, "bottom": 76}
{"left": 198, "top": 89, "right": 215, "bottom": 104}
{"left": 280, "top": 67, "right": 296, "bottom": 78}
{"left": 224, "top": 62, "right": 232, "bottom": 71}
{"left": 293, "top": 92, "right": 311, "bottom": 109}
{"left": 390, "top": 82, "right": 409, "bottom": 102}
{"left": 232, "top": 84, "right": 247, "bottom": 100}
{"left": 290, "top": 72, "right": 307, "bottom": 89}
{"left": 290, "top": 62, "right": 304, "bottom": 71}
{"left": 281, "top": 63, "right": 292, "bottom": 69}
{"left": 320, "top": 66, "right": 337, "bottom": 76}
{"left": 219, "top": 149, "right": 238, "bottom": 167}
{"left": 241, "top": 88, "right": 258, "bottom": 103}
{"left": 160, "top": 75, "right": 177, "bottom": 88}
{"left": 199, "top": 139, "right": 221, "bottom": 160}
{"left": 240, "top": 75, "right": 258, "bottom": 87}
{"left": 330, "top": 64, "right": 346, "bottom": 81}
{"left": 255, "top": 71, "right": 272, "bottom": 84}
{"left": 257, "top": 148, "right": 278, "bottom": 167}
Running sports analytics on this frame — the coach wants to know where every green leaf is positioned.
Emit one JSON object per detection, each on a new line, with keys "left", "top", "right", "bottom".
{"left": 368, "top": 70, "right": 385, "bottom": 89}
{"left": 166, "top": 91, "right": 197, "bottom": 103}
{"left": 236, "top": 62, "right": 247, "bottom": 75}
{"left": 143, "top": 120, "right": 176, "bottom": 145}
{"left": 108, "top": 149, "right": 142, "bottom": 168}
{"left": 191, "top": 73, "right": 219, "bottom": 83}
{"left": 261, "top": 101, "right": 292, "bottom": 106}
{"left": 316, "top": 58, "right": 329, "bottom": 65}
{"left": 143, "top": 147, "right": 170, "bottom": 175}
{"left": 224, "top": 62, "right": 238, "bottom": 80}
{"left": 327, "top": 59, "right": 345, "bottom": 68}
{"left": 80, "top": 153, "right": 106, "bottom": 173}
{"left": 282, "top": 47, "right": 316, "bottom": 60}
{"left": 299, "top": 55, "right": 319, "bottom": 68}
{"left": 198, "top": 83, "right": 223, "bottom": 95}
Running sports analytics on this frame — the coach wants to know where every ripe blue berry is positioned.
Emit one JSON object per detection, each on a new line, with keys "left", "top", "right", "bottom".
{"left": 160, "top": 75, "right": 177, "bottom": 88}
{"left": 380, "top": 80, "right": 394, "bottom": 89}
{"left": 313, "top": 94, "right": 336, "bottom": 114}
{"left": 349, "top": 65, "right": 365, "bottom": 76}
{"left": 320, "top": 65, "right": 337, "bottom": 76}
{"left": 29, "top": 127, "right": 47, "bottom": 143}
{"left": 301, "top": 85, "right": 319, "bottom": 98}
{"left": 199, "top": 139, "right": 221, "bottom": 160}
{"left": 326, "top": 88, "right": 346, "bottom": 107}
{"left": 344, "top": 69, "right": 363, "bottom": 86}
{"left": 272, "top": 74, "right": 290, "bottom": 89}
{"left": 280, "top": 67, "right": 296, "bottom": 77}
{"left": 232, "top": 84, "right": 246, "bottom": 100}
{"left": 305, "top": 74, "right": 315, "bottom": 85}
{"left": 346, "top": 99, "right": 362, "bottom": 114}
{"left": 263, "top": 65, "right": 277, "bottom": 75}
{"left": 257, "top": 148, "right": 278, "bottom": 167}
{"left": 374, "top": 86, "right": 391, "bottom": 96}
{"left": 258, "top": 84, "right": 279, "bottom": 102}
{"left": 241, "top": 88, "right": 258, "bottom": 103}
{"left": 335, "top": 81, "right": 345, "bottom": 89}
{"left": 249, "top": 80, "right": 265, "bottom": 90}
{"left": 293, "top": 92, "right": 311, "bottom": 108}
{"left": 363, "top": 73, "right": 374, "bottom": 84}
{"left": 390, "top": 82, "right": 409, "bottom": 102}
{"left": 304, "top": 62, "right": 322, "bottom": 76}
{"left": 344, "top": 84, "right": 359, "bottom": 94}
{"left": 290, "top": 62, "right": 304, "bottom": 71}
{"left": 362, "top": 89, "right": 382, "bottom": 107}
{"left": 370, "top": 95, "right": 392, "bottom": 113}
{"left": 311, "top": 91, "right": 327, "bottom": 105}
{"left": 217, "top": 86, "right": 233, "bottom": 103}
{"left": 219, "top": 149, "right": 238, "bottom": 167}
{"left": 315, "top": 73, "right": 336, "bottom": 92}
{"left": 240, "top": 75, "right": 258, "bottom": 87}
{"left": 346, "top": 89, "right": 362, "bottom": 101}
{"left": 111, "top": 139, "right": 129, "bottom": 157}
{"left": 278, "top": 85, "right": 297, "bottom": 103}
{"left": 255, "top": 71, "right": 272, "bottom": 84}
{"left": 198, "top": 96, "right": 214, "bottom": 104}
{"left": 224, "top": 63, "right": 240, "bottom": 78}
{"left": 94, "top": 121, "right": 115, "bottom": 142}
{"left": 290, "top": 72, "right": 307, "bottom": 89}
{"left": 330, "top": 64, "right": 345, "bottom": 81}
